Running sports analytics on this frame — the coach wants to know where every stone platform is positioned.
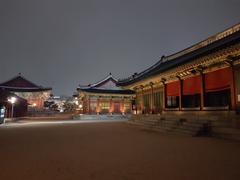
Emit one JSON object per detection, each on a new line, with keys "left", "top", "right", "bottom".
{"left": 128, "top": 111, "right": 240, "bottom": 141}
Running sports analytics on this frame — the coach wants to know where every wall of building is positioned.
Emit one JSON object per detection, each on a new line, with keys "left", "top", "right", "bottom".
{"left": 135, "top": 86, "right": 164, "bottom": 114}
{"left": 235, "top": 65, "right": 240, "bottom": 111}
{"left": 80, "top": 94, "right": 133, "bottom": 115}
{"left": 134, "top": 65, "right": 239, "bottom": 115}
{"left": 14, "top": 91, "right": 51, "bottom": 110}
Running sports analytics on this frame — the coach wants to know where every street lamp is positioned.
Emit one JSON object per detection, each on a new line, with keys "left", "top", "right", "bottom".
{"left": 8, "top": 97, "right": 17, "bottom": 118}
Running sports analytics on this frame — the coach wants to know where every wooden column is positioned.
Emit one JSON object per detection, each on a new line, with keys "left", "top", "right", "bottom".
{"left": 141, "top": 86, "right": 144, "bottom": 114}
{"left": 97, "top": 97, "right": 100, "bottom": 115}
{"left": 135, "top": 88, "right": 138, "bottom": 114}
{"left": 161, "top": 80, "right": 166, "bottom": 111}
{"left": 200, "top": 72, "right": 205, "bottom": 110}
{"left": 109, "top": 98, "right": 113, "bottom": 114}
{"left": 121, "top": 98, "right": 125, "bottom": 115}
{"left": 83, "top": 98, "right": 86, "bottom": 114}
{"left": 88, "top": 97, "right": 91, "bottom": 114}
{"left": 225, "top": 59, "right": 236, "bottom": 110}
{"left": 230, "top": 66, "right": 237, "bottom": 110}
{"left": 150, "top": 83, "right": 154, "bottom": 114}
{"left": 235, "top": 67, "right": 240, "bottom": 110}
{"left": 178, "top": 77, "right": 183, "bottom": 111}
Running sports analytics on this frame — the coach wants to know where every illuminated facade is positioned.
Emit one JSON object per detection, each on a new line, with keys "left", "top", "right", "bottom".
{"left": 77, "top": 73, "right": 135, "bottom": 115}
{"left": 118, "top": 23, "right": 240, "bottom": 115}
{"left": 0, "top": 74, "right": 52, "bottom": 111}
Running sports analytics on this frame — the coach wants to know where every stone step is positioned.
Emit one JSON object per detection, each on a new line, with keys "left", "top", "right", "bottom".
{"left": 133, "top": 121, "right": 204, "bottom": 131}
{"left": 129, "top": 114, "right": 240, "bottom": 140}
{"left": 129, "top": 121, "right": 195, "bottom": 134}
{"left": 128, "top": 118, "right": 211, "bottom": 136}
{"left": 212, "top": 127, "right": 240, "bottom": 141}
{"left": 74, "top": 115, "right": 129, "bottom": 120}
{"left": 130, "top": 122, "right": 202, "bottom": 136}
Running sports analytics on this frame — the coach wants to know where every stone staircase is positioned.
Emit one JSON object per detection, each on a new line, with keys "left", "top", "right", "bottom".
{"left": 128, "top": 115, "right": 211, "bottom": 136}
{"left": 73, "top": 114, "right": 129, "bottom": 121}
{"left": 128, "top": 112, "right": 240, "bottom": 140}
{"left": 212, "top": 127, "right": 240, "bottom": 141}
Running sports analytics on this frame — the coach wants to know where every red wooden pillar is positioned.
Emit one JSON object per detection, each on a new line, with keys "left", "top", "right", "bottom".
{"left": 97, "top": 97, "right": 100, "bottom": 115}
{"left": 135, "top": 89, "right": 138, "bottom": 114}
{"left": 88, "top": 97, "right": 91, "bottom": 114}
{"left": 121, "top": 98, "right": 125, "bottom": 115}
{"left": 178, "top": 77, "right": 183, "bottom": 111}
{"left": 141, "top": 86, "right": 144, "bottom": 114}
{"left": 230, "top": 66, "right": 237, "bottom": 110}
{"left": 109, "top": 98, "right": 113, "bottom": 114}
{"left": 150, "top": 83, "right": 154, "bottom": 114}
{"left": 200, "top": 72, "right": 205, "bottom": 110}
{"left": 162, "top": 81, "right": 166, "bottom": 110}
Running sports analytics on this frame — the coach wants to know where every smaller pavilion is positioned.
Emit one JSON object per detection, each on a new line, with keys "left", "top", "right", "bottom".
{"left": 76, "top": 73, "right": 135, "bottom": 115}
{"left": 0, "top": 73, "right": 52, "bottom": 111}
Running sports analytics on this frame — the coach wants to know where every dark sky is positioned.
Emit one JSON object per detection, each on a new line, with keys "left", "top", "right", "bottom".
{"left": 0, "top": 0, "right": 239, "bottom": 95}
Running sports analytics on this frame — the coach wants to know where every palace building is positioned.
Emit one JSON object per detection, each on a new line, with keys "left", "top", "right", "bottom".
{"left": 76, "top": 73, "right": 135, "bottom": 115}
{"left": 0, "top": 74, "right": 52, "bottom": 111}
{"left": 118, "top": 23, "right": 240, "bottom": 116}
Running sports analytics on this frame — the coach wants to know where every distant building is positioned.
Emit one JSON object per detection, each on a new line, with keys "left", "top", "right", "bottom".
{"left": 76, "top": 73, "right": 135, "bottom": 114}
{"left": 44, "top": 96, "right": 76, "bottom": 112}
{"left": 0, "top": 74, "right": 52, "bottom": 111}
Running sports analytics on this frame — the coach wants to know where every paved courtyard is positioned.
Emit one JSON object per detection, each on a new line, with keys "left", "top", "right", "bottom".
{"left": 0, "top": 120, "right": 240, "bottom": 180}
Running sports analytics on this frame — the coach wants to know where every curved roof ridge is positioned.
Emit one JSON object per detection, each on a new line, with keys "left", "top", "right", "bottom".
{"left": 163, "top": 23, "right": 240, "bottom": 63}
{"left": 0, "top": 73, "right": 41, "bottom": 88}
{"left": 118, "top": 57, "right": 164, "bottom": 82}
{"left": 79, "top": 73, "right": 118, "bottom": 88}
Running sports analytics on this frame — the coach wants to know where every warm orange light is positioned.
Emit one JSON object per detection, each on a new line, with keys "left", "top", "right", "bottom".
{"left": 121, "top": 108, "right": 125, "bottom": 115}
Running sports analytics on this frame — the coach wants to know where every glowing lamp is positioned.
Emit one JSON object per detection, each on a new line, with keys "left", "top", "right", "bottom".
{"left": 8, "top": 97, "right": 17, "bottom": 104}
{"left": 7, "top": 97, "right": 17, "bottom": 118}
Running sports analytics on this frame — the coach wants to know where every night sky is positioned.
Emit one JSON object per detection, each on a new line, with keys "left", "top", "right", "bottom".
{"left": 0, "top": 0, "right": 239, "bottom": 95}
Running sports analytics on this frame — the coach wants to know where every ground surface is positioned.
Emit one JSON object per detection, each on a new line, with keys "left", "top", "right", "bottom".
{"left": 0, "top": 120, "right": 240, "bottom": 180}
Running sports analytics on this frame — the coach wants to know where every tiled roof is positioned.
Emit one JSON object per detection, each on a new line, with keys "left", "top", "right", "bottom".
{"left": 77, "top": 88, "right": 135, "bottom": 95}
{"left": 0, "top": 74, "right": 52, "bottom": 92}
{"left": 78, "top": 73, "right": 135, "bottom": 95}
{"left": 118, "top": 23, "right": 240, "bottom": 86}
{"left": 79, "top": 73, "right": 119, "bottom": 90}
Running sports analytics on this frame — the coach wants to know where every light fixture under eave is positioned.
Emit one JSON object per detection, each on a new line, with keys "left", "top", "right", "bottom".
{"left": 8, "top": 97, "right": 17, "bottom": 104}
